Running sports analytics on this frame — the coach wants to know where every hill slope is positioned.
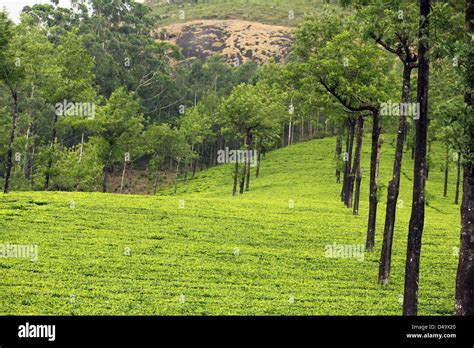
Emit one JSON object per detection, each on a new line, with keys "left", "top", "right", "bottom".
{"left": 149, "top": 0, "right": 326, "bottom": 27}
{"left": 160, "top": 20, "right": 292, "bottom": 65}
{"left": 151, "top": 0, "right": 331, "bottom": 64}
{"left": 0, "top": 136, "right": 460, "bottom": 315}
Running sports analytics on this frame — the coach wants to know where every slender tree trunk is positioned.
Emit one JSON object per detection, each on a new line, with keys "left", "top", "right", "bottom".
{"left": 191, "top": 144, "right": 197, "bottom": 179}
{"left": 101, "top": 167, "right": 107, "bottom": 193}
{"left": 301, "top": 120, "right": 304, "bottom": 141}
{"left": 208, "top": 143, "right": 213, "bottom": 167}
{"left": 127, "top": 162, "right": 134, "bottom": 192}
{"left": 405, "top": 123, "right": 410, "bottom": 152}
{"left": 153, "top": 168, "right": 159, "bottom": 195}
{"left": 288, "top": 119, "right": 292, "bottom": 146}
{"left": 352, "top": 115, "right": 364, "bottom": 215}
{"left": 335, "top": 127, "right": 342, "bottom": 184}
{"left": 256, "top": 140, "right": 262, "bottom": 178}
{"left": 245, "top": 158, "right": 251, "bottom": 191}
{"left": 120, "top": 159, "right": 127, "bottom": 194}
{"left": 341, "top": 121, "right": 349, "bottom": 201}
{"left": 354, "top": 168, "right": 362, "bottom": 215}
{"left": 200, "top": 144, "right": 205, "bottom": 171}
{"left": 346, "top": 119, "right": 356, "bottom": 207}
{"left": 456, "top": 144, "right": 474, "bottom": 315}
{"left": 239, "top": 159, "right": 247, "bottom": 195}
{"left": 455, "top": 0, "right": 474, "bottom": 316}
{"left": 455, "top": 152, "right": 461, "bottom": 204}
{"left": 213, "top": 139, "right": 219, "bottom": 166}
{"left": 184, "top": 163, "right": 189, "bottom": 185}
{"left": 23, "top": 125, "right": 30, "bottom": 178}
{"left": 30, "top": 145, "right": 35, "bottom": 187}
{"left": 316, "top": 112, "right": 320, "bottom": 137}
{"left": 233, "top": 155, "right": 239, "bottom": 196}
{"left": 366, "top": 109, "right": 381, "bottom": 252}
{"left": 403, "top": 0, "right": 431, "bottom": 316}
{"left": 192, "top": 158, "right": 197, "bottom": 178}
{"left": 44, "top": 112, "right": 59, "bottom": 191}
{"left": 343, "top": 118, "right": 355, "bottom": 206}
{"left": 75, "top": 133, "right": 85, "bottom": 192}
{"left": 173, "top": 160, "right": 180, "bottom": 195}
{"left": 4, "top": 90, "right": 18, "bottom": 194}
{"left": 348, "top": 116, "right": 363, "bottom": 210}
{"left": 78, "top": 133, "right": 84, "bottom": 164}
{"left": 444, "top": 145, "right": 449, "bottom": 197}
{"left": 102, "top": 143, "right": 113, "bottom": 193}
{"left": 245, "top": 133, "right": 253, "bottom": 191}
{"left": 239, "top": 134, "right": 248, "bottom": 194}
{"left": 23, "top": 87, "right": 35, "bottom": 181}
{"left": 378, "top": 64, "right": 412, "bottom": 281}
{"left": 426, "top": 141, "right": 431, "bottom": 180}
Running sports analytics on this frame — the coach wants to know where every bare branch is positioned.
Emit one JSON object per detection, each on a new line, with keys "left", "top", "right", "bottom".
{"left": 318, "top": 77, "right": 376, "bottom": 113}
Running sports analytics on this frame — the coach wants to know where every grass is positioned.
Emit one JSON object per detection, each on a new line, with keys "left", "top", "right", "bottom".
{"left": 149, "top": 0, "right": 327, "bottom": 27}
{"left": 0, "top": 134, "right": 461, "bottom": 315}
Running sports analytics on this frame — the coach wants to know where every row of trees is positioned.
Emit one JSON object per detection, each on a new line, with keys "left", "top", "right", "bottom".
{"left": 289, "top": 0, "right": 472, "bottom": 315}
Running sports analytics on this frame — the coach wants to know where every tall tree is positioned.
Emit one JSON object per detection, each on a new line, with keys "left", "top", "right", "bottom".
{"left": 0, "top": 14, "right": 55, "bottom": 193}
{"left": 403, "top": 0, "right": 431, "bottom": 316}
{"left": 455, "top": 0, "right": 474, "bottom": 316}
{"left": 43, "top": 30, "right": 95, "bottom": 190}
{"left": 310, "top": 31, "right": 393, "bottom": 248}
{"left": 221, "top": 82, "right": 284, "bottom": 194}
{"left": 358, "top": 0, "right": 419, "bottom": 279}
{"left": 0, "top": 12, "right": 20, "bottom": 193}
{"left": 95, "top": 88, "right": 144, "bottom": 193}
{"left": 342, "top": 116, "right": 356, "bottom": 206}
{"left": 352, "top": 113, "right": 365, "bottom": 216}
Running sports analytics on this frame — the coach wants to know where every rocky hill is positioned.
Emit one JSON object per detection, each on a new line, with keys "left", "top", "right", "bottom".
{"left": 158, "top": 19, "right": 293, "bottom": 65}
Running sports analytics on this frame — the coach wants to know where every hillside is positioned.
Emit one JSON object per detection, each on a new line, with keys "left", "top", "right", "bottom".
{"left": 150, "top": 0, "right": 332, "bottom": 64}
{"left": 148, "top": 0, "right": 326, "bottom": 27}
{"left": 159, "top": 20, "right": 292, "bottom": 65}
{"left": 0, "top": 135, "right": 460, "bottom": 315}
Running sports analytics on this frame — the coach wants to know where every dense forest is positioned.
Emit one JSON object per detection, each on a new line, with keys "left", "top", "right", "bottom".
{"left": 0, "top": 0, "right": 472, "bottom": 316}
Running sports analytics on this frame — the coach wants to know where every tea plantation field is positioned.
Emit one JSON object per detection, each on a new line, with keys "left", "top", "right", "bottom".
{"left": 0, "top": 136, "right": 460, "bottom": 315}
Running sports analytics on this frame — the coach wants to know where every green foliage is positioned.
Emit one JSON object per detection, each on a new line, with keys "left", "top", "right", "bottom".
{"left": 293, "top": 5, "right": 348, "bottom": 61}
{"left": 356, "top": 0, "right": 419, "bottom": 51}
{"left": 50, "top": 138, "right": 105, "bottom": 191}
{"left": 430, "top": 58, "right": 466, "bottom": 154}
{"left": 48, "top": 29, "right": 96, "bottom": 104}
{"left": 221, "top": 82, "right": 284, "bottom": 142}
{"left": 312, "top": 31, "right": 394, "bottom": 108}
{"left": 95, "top": 88, "right": 145, "bottom": 166}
